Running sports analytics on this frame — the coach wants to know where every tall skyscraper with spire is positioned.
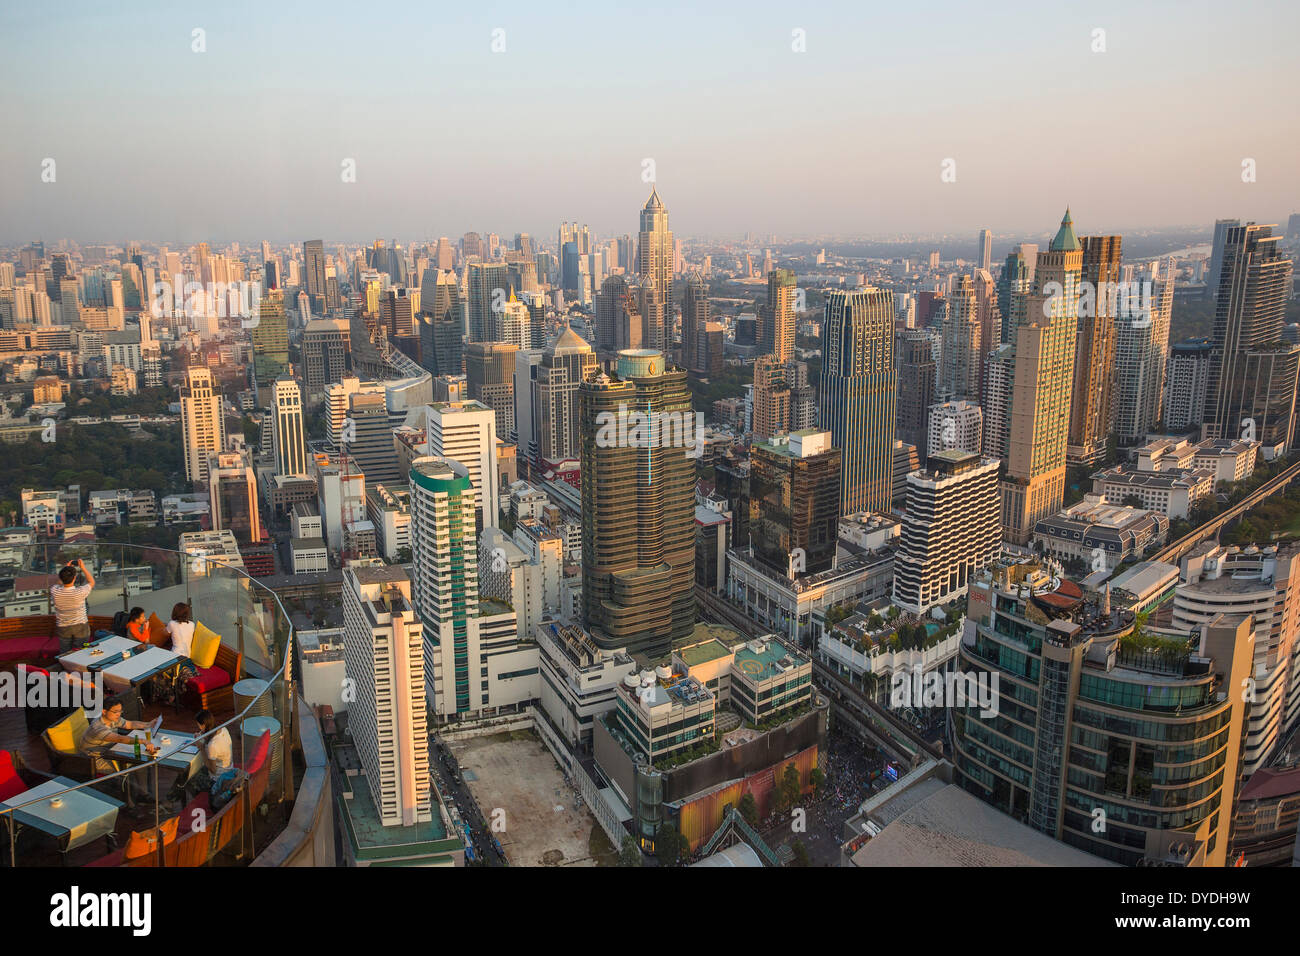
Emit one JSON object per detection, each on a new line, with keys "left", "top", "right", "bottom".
{"left": 1000, "top": 210, "right": 1081, "bottom": 545}
{"left": 637, "top": 187, "right": 673, "bottom": 353}
{"left": 819, "top": 288, "right": 896, "bottom": 515}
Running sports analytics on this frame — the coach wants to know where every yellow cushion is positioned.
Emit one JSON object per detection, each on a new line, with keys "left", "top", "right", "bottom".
{"left": 123, "top": 816, "right": 178, "bottom": 859}
{"left": 45, "top": 708, "right": 88, "bottom": 754}
{"left": 190, "top": 622, "right": 222, "bottom": 670}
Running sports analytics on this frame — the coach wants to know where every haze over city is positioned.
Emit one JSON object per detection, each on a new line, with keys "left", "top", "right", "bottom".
{"left": 2, "top": 0, "right": 1297, "bottom": 243}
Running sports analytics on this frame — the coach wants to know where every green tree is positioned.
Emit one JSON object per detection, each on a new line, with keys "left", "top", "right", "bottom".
{"left": 791, "top": 839, "right": 811, "bottom": 867}
{"left": 777, "top": 763, "right": 801, "bottom": 813}
{"left": 655, "top": 823, "right": 683, "bottom": 866}
{"left": 809, "top": 767, "right": 826, "bottom": 797}
{"left": 737, "top": 793, "right": 758, "bottom": 827}
{"left": 618, "top": 836, "right": 641, "bottom": 867}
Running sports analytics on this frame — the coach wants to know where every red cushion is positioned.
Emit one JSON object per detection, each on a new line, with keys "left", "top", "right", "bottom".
{"left": 0, "top": 635, "right": 59, "bottom": 662}
{"left": 178, "top": 793, "right": 211, "bottom": 835}
{"left": 241, "top": 730, "right": 271, "bottom": 775}
{"left": 0, "top": 751, "right": 27, "bottom": 802}
{"left": 186, "top": 666, "right": 232, "bottom": 694}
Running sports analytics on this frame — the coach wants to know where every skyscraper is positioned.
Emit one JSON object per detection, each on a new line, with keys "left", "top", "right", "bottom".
{"left": 594, "top": 274, "right": 642, "bottom": 355}
{"left": 251, "top": 292, "right": 288, "bottom": 387}
{"left": 417, "top": 267, "right": 464, "bottom": 377}
{"left": 996, "top": 244, "right": 1037, "bottom": 345}
{"left": 1202, "top": 223, "right": 1298, "bottom": 451}
{"left": 532, "top": 323, "right": 598, "bottom": 468}
{"left": 466, "top": 261, "right": 510, "bottom": 344}
{"left": 424, "top": 400, "right": 499, "bottom": 533}
{"left": 1067, "top": 235, "right": 1122, "bottom": 465}
{"left": 759, "top": 268, "right": 796, "bottom": 363}
{"left": 272, "top": 378, "right": 307, "bottom": 477}
{"left": 1000, "top": 211, "right": 1080, "bottom": 545}
{"left": 746, "top": 430, "right": 841, "bottom": 579}
{"left": 465, "top": 341, "right": 518, "bottom": 441}
{"left": 208, "top": 450, "right": 262, "bottom": 546}
{"left": 819, "top": 288, "right": 896, "bottom": 515}
{"left": 751, "top": 354, "right": 792, "bottom": 441}
{"left": 1207, "top": 218, "right": 1241, "bottom": 301}
{"left": 892, "top": 451, "right": 1000, "bottom": 615}
{"left": 1113, "top": 260, "right": 1174, "bottom": 444}
{"left": 680, "top": 272, "right": 708, "bottom": 373}
{"left": 977, "top": 228, "right": 992, "bottom": 272}
{"left": 180, "top": 365, "right": 225, "bottom": 486}
{"left": 637, "top": 187, "right": 673, "bottom": 352}
{"left": 579, "top": 349, "right": 695, "bottom": 655}
{"left": 939, "top": 275, "right": 982, "bottom": 402}
{"left": 1164, "top": 339, "right": 1214, "bottom": 431}
{"left": 303, "top": 239, "right": 328, "bottom": 314}
{"left": 896, "top": 329, "right": 937, "bottom": 466}
{"left": 341, "top": 564, "right": 431, "bottom": 828}
{"left": 302, "top": 318, "right": 351, "bottom": 398}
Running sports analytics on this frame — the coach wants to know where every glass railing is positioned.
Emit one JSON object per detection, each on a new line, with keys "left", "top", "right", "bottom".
{"left": 1, "top": 543, "right": 297, "bottom": 867}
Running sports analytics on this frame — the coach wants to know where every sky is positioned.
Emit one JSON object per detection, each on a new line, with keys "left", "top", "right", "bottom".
{"left": 1, "top": 0, "right": 1297, "bottom": 245}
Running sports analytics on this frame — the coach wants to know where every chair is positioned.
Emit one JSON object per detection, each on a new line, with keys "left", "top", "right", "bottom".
{"left": 0, "top": 614, "right": 58, "bottom": 663}
{"left": 183, "top": 644, "right": 242, "bottom": 712}
{"left": 40, "top": 708, "right": 95, "bottom": 779}
{"left": 0, "top": 750, "right": 31, "bottom": 802}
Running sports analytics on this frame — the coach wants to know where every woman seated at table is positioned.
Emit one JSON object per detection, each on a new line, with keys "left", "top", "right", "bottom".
{"left": 124, "top": 606, "right": 149, "bottom": 644}
{"left": 155, "top": 603, "right": 199, "bottom": 705}
{"left": 165, "top": 708, "right": 233, "bottom": 807}
{"left": 79, "top": 696, "right": 156, "bottom": 814}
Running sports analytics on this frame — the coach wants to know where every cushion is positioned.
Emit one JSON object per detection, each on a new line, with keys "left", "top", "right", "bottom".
{"left": 187, "top": 666, "right": 232, "bottom": 695}
{"left": 0, "top": 751, "right": 27, "bottom": 802}
{"left": 190, "top": 622, "right": 222, "bottom": 670}
{"left": 0, "top": 634, "right": 59, "bottom": 662}
{"left": 123, "top": 816, "right": 179, "bottom": 859}
{"left": 44, "top": 708, "right": 88, "bottom": 754}
{"left": 147, "top": 613, "right": 168, "bottom": 647}
{"left": 179, "top": 793, "right": 211, "bottom": 835}
{"left": 242, "top": 730, "right": 271, "bottom": 775}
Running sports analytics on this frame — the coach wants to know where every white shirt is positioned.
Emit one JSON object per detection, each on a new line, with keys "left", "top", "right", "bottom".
{"left": 166, "top": 620, "right": 196, "bottom": 657}
{"left": 204, "top": 727, "right": 233, "bottom": 773}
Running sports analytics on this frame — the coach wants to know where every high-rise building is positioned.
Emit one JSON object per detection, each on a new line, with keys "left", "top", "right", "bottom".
{"left": 341, "top": 564, "right": 432, "bottom": 828}
{"left": 180, "top": 366, "right": 225, "bottom": 486}
{"left": 681, "top": 272, "right": 708, "bottom": 372}
{"left": 466, "top": 261, "right": 510, "bottom": 344}
{"left": 892, "top": 450, "right": 1000, "bottom": 614}
{"left": 579, "top": 349, "right": 695, "bottom": 655}
{"left": 208, "top": 450, "right": 262, "bottom": 546}
{"left": 977, "top": 228, "right": 993, "bottom": 272}
{"left": 1113, "top": 260, "right": 1175, "bottom": 444}
{"left": 896, "top": 330, "right": 937, "bottom": 465}
{"left": 272, "top": 378, "right": 307, "bottom": 477}
{"left": 971, "top": 268, "right": 1001, "bottom": 399}
{"left": 751, "top": 354, "right": 792, "bottom": 441}
{"left": 465, "top": 341, "right": 518, "bottom": 441}
{"left": 927, "top": 400, "right": 983, "bottom": 458}
{"left": 303, "top": 239, "right": 328, "bottom": 314}
{"left": 424, "top": 400, "right": 499, "bottom": 533}
{"left": 302, "top": 318, "right": 351, "bottom": 398}
{"left": 417, "top": 267, "right": 463, "bottom": 377}
{"left": 346, "top": 390, "right": 401, "bottom": 485}
{"left": 1207, "top": 218, "right": 1241, "bottom": 301}
{"left": 1202, "top": 223, "right": 1298, "bottom": 452}
{"left": 594, "top": 274, "right": 642, "bottom": 355}
{"left": 939, "top": 275, "right": 982, "bottom": 402}
{"left": 531, "top": 324, "right": 598, "bottom": 469}
{"left": 1067, "top": 235, "right": 1122, "bottom": 466}
{"left": 251, "top": 293, "right": 288, "bottom": 387}
{"left": 996, "top": 244, "right": 1037, "bottom": 345}
{"left": 953, "top": 558, "right": 1251, "bottom": 866}
{"left": 1164, "top": 339, "right": 1214, "bottom": 431}
{"left": 1000, "top": 211, "right": 1081, "bottom": 545}
{"left": 759, "top": 268, "right": 796, "bottom": 362}
{"left": 746, "top": 430, "right": 841, "bottom": 579}
{"left": 637, "top": 187, "right": 673, "bottom": 352}
{"left": 558, "top": 222, "right": 591, "bottom": 295}
{"left": 819, "top": 288, "right": 896, "bottom": 515}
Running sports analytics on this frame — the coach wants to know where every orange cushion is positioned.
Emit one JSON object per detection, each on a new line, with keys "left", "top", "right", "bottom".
{"left": 147, "top": 613, "right": 168, "bottom": 647}
{"left": 123, "top": 816, "right": 179, "bottom": 859}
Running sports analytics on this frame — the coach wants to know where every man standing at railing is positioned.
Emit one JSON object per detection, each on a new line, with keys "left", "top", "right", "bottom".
{"left": 51, "top": 559, "right": 95, "bottom": 653}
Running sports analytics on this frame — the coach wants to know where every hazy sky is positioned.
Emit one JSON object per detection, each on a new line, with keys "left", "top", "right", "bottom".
{"left": 2, "top": 0, "right": 1297, "bottom": 244}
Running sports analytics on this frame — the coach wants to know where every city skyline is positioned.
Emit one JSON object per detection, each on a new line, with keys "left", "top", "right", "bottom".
{"left": 2, "top": 1, "right": 1297, "bottom": 243}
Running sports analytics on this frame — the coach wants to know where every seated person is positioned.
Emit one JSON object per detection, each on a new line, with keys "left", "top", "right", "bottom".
{"left": 166, "top": 709, "right": 233, "bottom": 806}
{"left": 156, "top": 602, "right": 199, "bottom": 704}
{"left": 124, "top": 606, "right": 149, "bottom": 644}
{"left": 79, "top": 696, "right": 156, "bottom": 811}
{"left": 164, "top": 602, "right": 196, "bottom": 657}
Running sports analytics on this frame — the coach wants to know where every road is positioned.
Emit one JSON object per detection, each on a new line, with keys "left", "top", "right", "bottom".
{"left": 1155, "top": 458, "right": 1300, "bottom": 565}
{"left": 428, "top": 734, "right": 508, "bottom": 867}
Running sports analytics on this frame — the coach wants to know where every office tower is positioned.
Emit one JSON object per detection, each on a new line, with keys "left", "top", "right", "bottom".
{"left": 341, "top": 564, "right": 431, "bottom": 827}
{"left": 637, "top": 187, "right": 673, "bottom": 352}
{"left": 417, "top": 267, "right": 464, "bottom": 377}
{"left": 303, "top": 239, "right": 328, "bottom": 313}
{"left": 1113, "top": 260, "right": 1175, "bottom": 443}
{"left": 594, "top": 274, "right": 642, "bottom": 355}
{"left": 999, "top": 211, "right": 1081, "bottom": 545}
{"left": 927, "top": 400, "right": 983, "bottom": 458}
{"left": 819, "top": 288, "right": 896, "bottom": 515}
{"left": 558, "top": 222, "right": 591, "bottom": 294}
{"left": 425, "top": 400, "right": 499, "bottom": 532}
{"left": 579, "top": 349, "right": 694, "bottom": 655}
{"left": 1207, "top": 218, "right": 1241, "bottom": 301}
{"left": 759, "top": 268, "right": 796, "bottom": 362}
{"left": 681, "top": 272, "right": 708, "bottom": 372}
{"left": 1067, "top": 235, "right": 1122, "bottom": 465}
{"left": 180, "top": 366, "right": 225, "bottom": 486}
{"left": 751, "top": 354, "right": 792, "bottom": 440}
{"left": 981, "top": 345, "right": 1015, "bottom": 464}
{"left": 466, "top": 261, "right": 510, "bottom": 343}
{"left": 700, "top": 322, "right": 724, "bottom": 377}
{"left": 1164, "top": 339, "right": 1214, "bottom": 430}
{"left": 892, "top": 451, "right": 1000, "bottom": 614}
{"left": 314, "top": 452, "right": 368, "bottom": 554}
{"left": 939, "top": 275, "right": 982, "bottom": 402}
{"left": 432, "top": 237, "right": 454, "bottom": 270}
{"left": 495, "top": 294, "right": 531, "bottom": 349}
{"left": 953, "top": 560, "right": 1250, "bottom": 866}
{"left": 378, "top": 288, "right": 417, "bottom": 340}
{"left": 512, "top": 349, "right": 542, "bottom": 468}
{"left": 896, "top": 330, "right": 937, "bottom": 464}
{"left": 208, "top": 450, "right": 262, "bottom": 546}
{"left": 996, "top": 244, "right": 1037, "bottom": 344}
{"left": 461, "top": 232, "right": 484, "bottom": 262}
{"left": 747, "top": 430, "right": 841, "bottom": 579}
{"left": 272, "top": 378, "right": 307, "bottom": 477}
{"left": 977, "top": 228, "right": 992, "bottom": 272}
{"left": 251, "top": 292, "right": 288, "bottom": 387}
{"left": 532, "top": 323, "right": 598, "bottom": 469}
{"left": 971, "top": 268, "right": 1001, "bottom": 396}
{"left": 302, "top": 318, "right": 351, "bottom": 397}
{"left": 465, "top": 341, "right": 518, "bottom": 440}
{"left": 1203, "top": 223, "right": 1298, "bottom": 450}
